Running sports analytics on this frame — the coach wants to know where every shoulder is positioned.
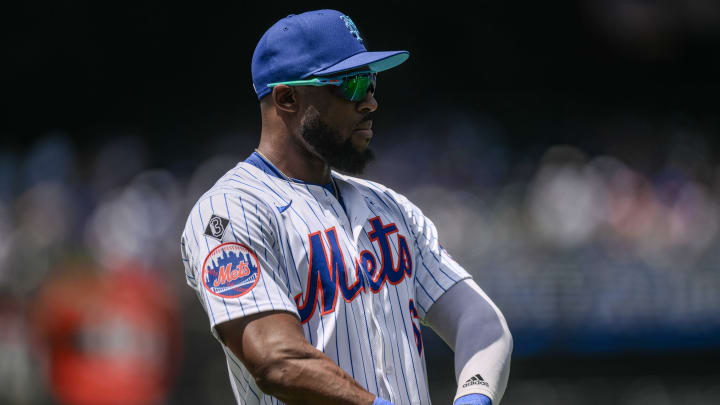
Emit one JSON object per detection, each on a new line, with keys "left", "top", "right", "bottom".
{"left": 193, "top": 161, "right": 287, "bottom": 210}
{"left": 180, "top": 162, "right": 286, "bottom": 260}
{"left": 334, "top": 172, "right": 421, "bottom": 219}
{"left": 182, "top": 162, "right": 284, "bottom": 234}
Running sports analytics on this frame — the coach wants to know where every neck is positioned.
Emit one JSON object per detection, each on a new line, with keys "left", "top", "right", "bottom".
{"left": 257, "top": 134, "right": 332, "bottom": 184}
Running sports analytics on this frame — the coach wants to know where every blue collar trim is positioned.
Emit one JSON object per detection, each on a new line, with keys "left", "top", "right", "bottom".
{"left": 244, "top": 151, "right": 336, "bottom": 195}
{"left": 244, "top": 151, "right": 286, "bottom": 179}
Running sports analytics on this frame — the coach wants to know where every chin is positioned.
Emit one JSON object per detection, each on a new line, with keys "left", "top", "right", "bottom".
{"left": 350, "top": 135, "right": 371, "bottom": 152}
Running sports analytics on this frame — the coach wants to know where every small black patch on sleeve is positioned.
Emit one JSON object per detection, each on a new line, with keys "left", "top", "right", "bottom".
{"left": 204, "top": 215, "right": 230, "bottom": 240}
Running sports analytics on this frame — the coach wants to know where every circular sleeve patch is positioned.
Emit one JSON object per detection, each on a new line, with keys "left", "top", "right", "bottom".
{"left": 202, "top": 242, "right": 261, "bottom": 298}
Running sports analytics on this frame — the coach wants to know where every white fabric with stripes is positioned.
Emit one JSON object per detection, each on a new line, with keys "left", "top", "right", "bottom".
{"left": 181, "top": 161, "right": 471, "bottom": 405}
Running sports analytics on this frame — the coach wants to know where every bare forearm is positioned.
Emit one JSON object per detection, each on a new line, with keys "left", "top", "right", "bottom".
{"left": 257, "top": 348, "right": 375, "bottom": 405}
{"left": 216, "top": 312, "right": 378, "bottom": 405}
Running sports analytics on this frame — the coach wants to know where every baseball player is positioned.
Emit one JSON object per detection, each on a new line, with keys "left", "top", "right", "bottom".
{"left": 181, "top": 9, "right": 512, "bottom": 405}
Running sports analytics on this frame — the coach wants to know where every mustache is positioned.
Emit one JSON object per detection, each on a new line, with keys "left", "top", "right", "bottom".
{"left": 360, "top": 112, "right": 375, "bottom": 123}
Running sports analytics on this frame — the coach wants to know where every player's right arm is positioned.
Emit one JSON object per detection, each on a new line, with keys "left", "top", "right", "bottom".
{"left": 216, "top": 312, "right": 377, "bottom": 405}
{"left": 182, "top": 185, "right": 385, "bottom": 405}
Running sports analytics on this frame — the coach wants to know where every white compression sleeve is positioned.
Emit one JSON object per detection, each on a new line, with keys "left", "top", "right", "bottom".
{"left": 424, "top": 279, "right": 513, "bottom": 404}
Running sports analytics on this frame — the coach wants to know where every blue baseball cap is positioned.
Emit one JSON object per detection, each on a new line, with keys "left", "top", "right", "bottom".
{"left": 251, "top": 9, "right": 409, "bottom": 100}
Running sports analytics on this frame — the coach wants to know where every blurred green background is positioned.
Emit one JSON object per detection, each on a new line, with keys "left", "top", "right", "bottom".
{"left": 2, "top": 1, "right": 720, "bottom": 404}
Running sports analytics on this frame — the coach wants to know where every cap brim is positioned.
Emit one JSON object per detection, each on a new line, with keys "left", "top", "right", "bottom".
{"left": 310, "top": 51, "right": 409, "bottom": 77}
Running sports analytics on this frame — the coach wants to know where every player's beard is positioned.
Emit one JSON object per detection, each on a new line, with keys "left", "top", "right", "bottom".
{"left": 299, "top": 110, "right": 375, "bottom": 175}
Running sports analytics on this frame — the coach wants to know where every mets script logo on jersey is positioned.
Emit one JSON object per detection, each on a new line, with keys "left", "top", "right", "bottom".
{"left": 295, "top": 216, "right": 412, "bottom": 323}
{"left": 202, "top": 242, "right": 260, "bottom": 298}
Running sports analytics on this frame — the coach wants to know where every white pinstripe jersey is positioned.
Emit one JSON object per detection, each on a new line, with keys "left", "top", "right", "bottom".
{"left": 180, "top": 152, "right": 471, "bottom": 405}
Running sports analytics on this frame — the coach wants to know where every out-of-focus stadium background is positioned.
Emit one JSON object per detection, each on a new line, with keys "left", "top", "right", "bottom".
{"left": 3, "top": 1, "right": 720, "bottom": 404}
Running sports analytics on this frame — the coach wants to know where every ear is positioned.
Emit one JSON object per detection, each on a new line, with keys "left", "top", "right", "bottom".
{"left": 271, "top": 85, "right": 299, "bottom": 113}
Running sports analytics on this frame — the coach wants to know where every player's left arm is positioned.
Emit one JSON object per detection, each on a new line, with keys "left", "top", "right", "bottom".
{"left": 376, "top": 183, "right": 512, "bottom": 404}
{"left": 424, "top": 278, "right": 513, "bottom": 405}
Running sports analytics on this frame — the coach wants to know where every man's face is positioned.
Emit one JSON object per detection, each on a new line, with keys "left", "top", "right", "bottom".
{"left": 297, "top": 70, "right": 378, "bottom": 175}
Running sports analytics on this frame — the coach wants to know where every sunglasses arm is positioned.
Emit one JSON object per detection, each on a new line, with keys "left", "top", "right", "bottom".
{"left": 267, "top": 70, "right": 375, "bottom": 88}
{"left": 267, "top": 78, "right": 342, "bottom": 88}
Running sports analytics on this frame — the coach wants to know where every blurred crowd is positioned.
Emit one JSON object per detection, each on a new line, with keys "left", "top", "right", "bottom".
{"left": 375, "top": 112, "right": 720, "bottom": 355}
{"left": 1, "top": 109, "right": 719, "bottom": 404}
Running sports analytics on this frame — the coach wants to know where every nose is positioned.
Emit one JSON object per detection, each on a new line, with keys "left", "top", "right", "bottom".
{"left": 357, "top": 89, "right": 378, "bottom": 113}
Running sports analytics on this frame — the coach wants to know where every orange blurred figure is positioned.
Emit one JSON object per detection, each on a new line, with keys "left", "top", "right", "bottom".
{"left": 32, "top": 263, "right": 180, "bottom": 405}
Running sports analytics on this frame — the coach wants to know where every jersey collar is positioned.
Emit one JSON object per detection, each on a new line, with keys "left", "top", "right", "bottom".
{"left": 244, "top": 151, "right": 288, "bottom": 180}
{"left": 244, "top": 151, "right": 343, "bottom": 206}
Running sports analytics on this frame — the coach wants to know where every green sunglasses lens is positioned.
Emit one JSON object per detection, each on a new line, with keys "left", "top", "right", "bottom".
{"left": 341, "top": 74, "right": 375, "bottom": 101}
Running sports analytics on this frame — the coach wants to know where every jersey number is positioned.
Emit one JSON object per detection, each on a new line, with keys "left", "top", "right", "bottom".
{"left": 409, "top": 299, "right": 423, "bottom": 356}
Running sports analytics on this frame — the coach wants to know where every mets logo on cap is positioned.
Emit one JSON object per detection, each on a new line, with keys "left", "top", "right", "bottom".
{"left": 340, "top": 15, "right": 362, "bottom": 42}
{"left": 202, "top": 242, "right": 260, "bottom": 298}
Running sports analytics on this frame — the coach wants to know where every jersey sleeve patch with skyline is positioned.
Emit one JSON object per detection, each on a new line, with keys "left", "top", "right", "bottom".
{"left": 202, "top": 242, "right": 260, "bottom": 298}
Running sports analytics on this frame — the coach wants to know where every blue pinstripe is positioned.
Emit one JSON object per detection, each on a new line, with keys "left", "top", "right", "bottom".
{"left": 346, "top": 296, "right": 370, "bottom": 389}
{"left": 181, "top": 238, "right": 196, "bottom": 280}
{"left": 341, "top": 297, "right": 357, "bottom": 381}
{"left": 252, "top": 203, "right": 277, "bottom": 312}
{"left": 366, "top": 186, "right": 452, "bottom": 316}
{"left": 196, "top": 202, "right": 225, "bottom": 323}
{"left": 237, "top": 196, "right": 262, "bottom": 314}
{"left": 365, "top": 203, "right": 425, "bottom": 315}
{"left": 259, "top": 173, "right": 327, "bottom": 350}
{"left": 357, "top": 290, "right": 382, "bottom": 395}
{"left": 284, "top": 238, "right": 313, "bottom": 345}
{"left": 223, "top": 194, "right": 239, "bottom": 241}
{"left": 256, "top": 203, "right": 267, "bottom": 260}
{"left": 332, "top": 219, "right": 381, "bottom": 395}
{"left": 363, "top": 230, "right": 411, "bottom": 404}
{"left": 302, "top": 194, "right": 341, "bottom": 370}
{"left": 274, "top": 222, "right": 292, "bottom": 290}
{"left": 385, "top": 191, "right": 459, "bottom": 286}
{"left": 283, "top": 186, "right": 331, "bottom": 355}
{"left": 336, "top": 229, "right": 373, "bottom": 393}
{"left": 374, "top": 221, "right": 430, "bottom": 404}
{"left": 239, "top": 196, "right": 254, "bottom": 247}
{"left": 389, "top": 275, "right": 428, "bottom": 404}
{"left": 238, "top": 167, "right": 289, "bottom": 204}
{"left": 207, "top": 196, "right": 235, "bottom": 320}
{"left": 224, "top": 347, "right": 260, "bottom": 401}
